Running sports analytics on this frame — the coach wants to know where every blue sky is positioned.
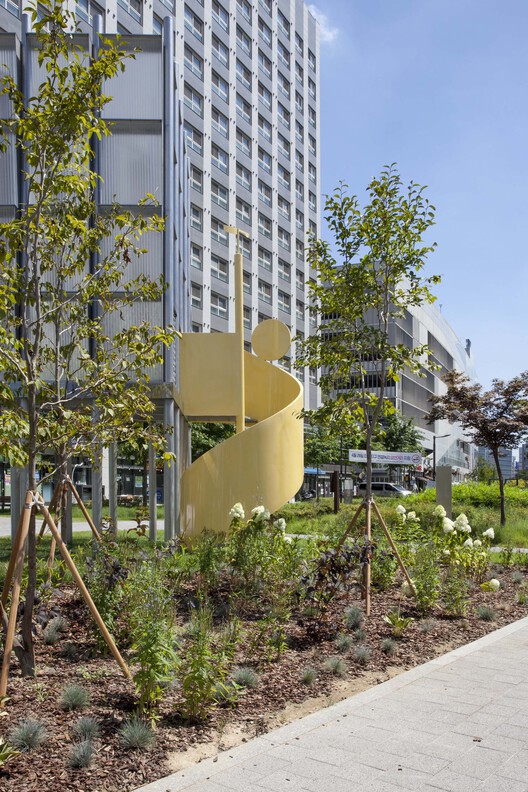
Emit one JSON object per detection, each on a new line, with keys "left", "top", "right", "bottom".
{"left": 309, "top": 0, "right": 527, "bottom": 389}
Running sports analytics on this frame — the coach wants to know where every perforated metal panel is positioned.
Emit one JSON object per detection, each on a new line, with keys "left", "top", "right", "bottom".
{"left": 98, "top": 122, "right": 163, "bottom": 206}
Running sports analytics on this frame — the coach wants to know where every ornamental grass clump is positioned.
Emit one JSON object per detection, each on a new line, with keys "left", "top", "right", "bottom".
{"left": 477, "top": 605, "right": 496, "bottom": 622}
{"left": 43, "top": 623, "right": 61, "bottom": 645}
{"left": 73, "top": 717, "right": 100, "bottom": 741}
{"left": 118, "top": 717, "right": 156, "bottom": 750}
{"left": 335, "top": 633, "right": 353, "bottom": 653}
{"left": 60, "top": 684, "right": 90, "bottom": 711}
{"left": 353, "top": 645, "right": 371, "bottom": 666}
{"left": 513, "top": 571, "right": 523, "bottom": 585}
{"left": 381, "top": 638, "right": 397, "bottom": 656}
{"left": 344, "top": 605, "right": 364, "bottom": 630}
{"left": 67, "top": 739, "right": 94, "bottom": 769}
{"left": 322, "top": 655, "right": 346, "bottom": 677}
{"left": 231, "top": 666, "right": 260, "bottom": 690}
{"left": 300, "top": 667, "right": 317, "bottom": 686}
{"left": 9, "top": 718, "right": 47, "bottom": 752}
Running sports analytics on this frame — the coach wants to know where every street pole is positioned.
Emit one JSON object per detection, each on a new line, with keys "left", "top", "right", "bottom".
{"left": 224, "top": 225, "right": 250, "bottom": 435}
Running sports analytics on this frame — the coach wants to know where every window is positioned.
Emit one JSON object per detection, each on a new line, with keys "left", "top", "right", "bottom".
{"left": 295, "top": 62, "right": 303, "bottom": 85}
{"left": 237, "top": 24, "right": 252, "bottom": 56}
{"left": 309, "top": 367, "right": 317, "bottom": 385}
{"left": 309, "top": 220, "right": 317, "bottom": 236}
{"left": 277, "top": 9, "right": 289, "bottom": 38}
{"left": 308, "top": 162, "right": 317, "bottom": 183}
{"left": 258, "top": 147, "right": 272, "bottom": 174}
{"left": 236, "top": 93, "right": 252, "bottom": 123}
{"left": 118, "top": 0, "right": 141, "bottom": 23}
{"left": 237, "top": 0, "right": 251, "bottom": 23}
{"left": 212, "top": 71, "right": 229, "bottom": 102}
{"left": 308, "top": 106, "right": 316, "bottom": 128}
{"left": 278, "top": 195, "right": 290, "bottom": 219}
{"left": 212, "top": 34, "right": 229, "bottom": 67}
{"left": 295, "top": 121, "right": 304, "bottom": 144}
{"left": 258, "top": 246, "right": 272, "bottom": 270}
{"left": 296, "top": 269, "right": 304, "bottom": 290}
{"left": 211, "top": 217, "right": 228, "bottom": 244}
{"left": 240, "top": 235, "right": 251, "bottom": 259}
{"left": 236, "top": 197, "right": 251, "bottom": 225}
{"left": 295, "top": 179, "right": 303, "bottom": 200}
{"left": 191, "top": 243, "right": 202, "bottom": 270}
{"left": 278, "top": 102, "right": 290, "bottom": 129}
{"left": 278, "top": 290, "right": 290, "bottom": 312}
{"left": 190, "top": 165, "right": 203, "bottom": 193}
{"left": 191, "top": 282, "right": 202, "bottom": 308}
{"left": 259, "top": 0, "right": 271, "bottom": 13}
{"left": 236, "top": 128, "right": 251, "bottom": 156}
{"left": 296, "top": 238, "right": 304, "bottom": 260}
{"left": 258, "top": 180, "right": 272, "bottom": 206}
{"left": 160, "top": 0, "right": 174, "bottom": 11}
{"left": 212, "top": 106, "right": 229, "bottom": 138}
{"left": 309, "top": 191, "right": 316, "bottom": 212}
{"left": 243, "top": 305, "right": 251, "bottom": 329}
{"left": 152, "top": 13, "right": 163, "bottom": 33}
{"left": 258, "top": 114, "right": 272, "bottom": 142}
{"left": 295, "top": 150, "right": 304, "bottom": 172}
{"left": 295, "top": 91, "right": 303, "bottom": 114}
{"left": 184, "top": 83, "right": 203, "bottom": 117}
{"left": 184, "top": 44, "right": 203, "bottom": 78}
{"left": 258, "top": 82, "right": 272, "bottom": 110}
{"left": 184, "top": 5, "right": 203, "bottom": 41}
{"left": 211, "top": 254, "right": 228, "bottom": 282}
{"left": 278, "top": 133, "right": 290, "bottom": 158}
{"left": 190, "top": 204, "right": 203, "bottom": 231}
{"left": 296, "top": 209, "right": 304, "bottom": 230}
{"left": 278, "top": 259, "right": 291, "bottom": 282}
{"left": 192, "top": 322, "right": 202, "bottom": 333}
{"left": 211, "top": 180, "right": 229, "bottom": 209}
{"left": 278, "top": 71, "right": 290, "bottom": 97}
{"left": 212, "top": 0, "right": 229, "bottom": 31}
{"left": 212, "top": 142, "right": 228, "bottom": 173}
{"left": 278, "top": 40, "right": 290, "bottom": 67}
{"left": 236, "top": 162, "right": 251, "bottom": 190}
{"left": 296, "top": 299, "right": 304, "bottom": 320}
{"left": 308, "top": 134, "right": 316, "bottom": 156}
{"left": 308, "top": 48, "right": 316, "bottom": 70}
{"left": 258, "top": 213, "right": 272, "bottom": 238}
{"left": 241, "top": 271, "right": 251, "bottom": 294}
{"left": 308, "top": 77, "right": 316, "bottom": 99}
{"left": 184, "top": 122, "right": 202, "bottom": 154}
{"left": 278, "top": 227, "right": 291, "bottom": 251}
{"left": 258, "top": 16, "right": 271, "bottom": 45}
{"left": 278, "top": 164, "right": 290, "bottom": 189}
{"left": 258, "top": 49, "right": 271, "bottom": 78}
{"left": 258, "top": 279, "right": 272, "bottom": 304}
{"left": 211, "top": 292, "right": 228, "bottom": 318}
{"left": 236, "top": 59, "right": 252, "bottom": 90}
{"left": 295, "top": 31, "right": 303, "bottom": 55}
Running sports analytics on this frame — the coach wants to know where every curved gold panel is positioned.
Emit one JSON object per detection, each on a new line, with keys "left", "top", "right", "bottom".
{"left": 180, "top": 352, "right": 304, "bottom": 541}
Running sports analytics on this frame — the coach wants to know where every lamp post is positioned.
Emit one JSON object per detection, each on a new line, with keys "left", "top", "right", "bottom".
{"left": 224, "top": 225, "right": 250, "bottom": 434}
{"left": 433, "top": 434, "right": 451, "bottom": 480}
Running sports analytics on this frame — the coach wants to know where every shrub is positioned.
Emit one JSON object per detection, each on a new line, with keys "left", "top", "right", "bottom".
{"left": 322, "top": 656, "right": 346, "bottom": 677}
{"left": 381, "top": 638, "right": 397, "bottom": 656}
{"left": 477, "top": 605, "right": 496, "bottom": 622}
{"left": 212, "top": 680, "right": 239, "bottom": 706}
{"left": 513, "top": 571, "right": 523, "bottom": 585}
{"left": 353, "top": 645, "right": 371, "bottom": 666}
{"left": 371, "top": 545, "right": 397, "bottom": 591}
{"left": 231, "top": 666, "right": 260, "bottom": 689}
{"left": 383, "top": 609, "right": 414, "bottom": 638}
{"left": 344, "top": 605, "right": 364, "bottom": 630}
{"left": 418, "top": 619, "right": 437, "bottom": 634}
{"left": 412, "top": 543, "right": 441, "bottom": 613}
{"left": 299, "top": 543, "right": 364, "bottom": 616}
{"left": 300, "top": 667, "right": 317, "bottom": 685}
{"left": 73, "top": 717, "right": 99, "bottom": 741}
{"left": 67, "top": 740, "right": 94, "bottom": 769}
{"left": 335, "top": 633, "right": 353, "bottom": 653}
{"left": 60, "top": 685, "right": 90, "bottom": 711}
{"left": 442, "top": 566, "right": 470, "bottom": 618}
{"left": 43, "top": 624, "right": 60, "bottom": 645}
{"left": 118, "top": 717, "right": 156, "bottom": 750}
{"left": 9, "top": 718, "right": 47, "bottom": 751}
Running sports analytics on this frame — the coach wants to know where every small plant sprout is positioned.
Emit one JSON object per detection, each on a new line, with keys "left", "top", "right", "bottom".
{"left": 354, "top": 628, "right": 366, "bottom": 642}
{"left": 9, "top": 718, "right": 47, "bottom": 751}
{"left": 344, "top": 605, "right": 364, "bottom": 630}
{"left": 512, "top": 571, "right": 523, "bottom": 585}
{"left": 118, "top": 717, "right": 156, "bottom": 750}
{"left": 418, "top": 619, "right": 437, "bottom": 635}
{"left": 43, "top": 623, "right": 61, "bottom": 645}
{"left": 231, "top": 666, "right": 260, "bottom": 690}
{"left": 73, "top": 717, "right": 100, "bottom": 741}
{"left": 322, "top": 656, "right": 346, "bottom": 677}
{"left": 300, "top": 667, "right": 317, "bottom": 685}
{"left": 212, "top": 680, "right": 239, "bottom": 706}
{"left": 381, "top": 638, "right": 397, "bottom": 656}
{"left": 59, "top": 685, "right": 90, "bottom": 711}
{"left": 353, "top": 645, "right": 371, "bottom": 666}
{"left": 0, "top": 738, "right": 20, "bottom": 767}
{"left": 67, "top": 739, "right": 94, "bottom": 769}
{"left": 335, "top": 633, "right": 353, "bottom": 653}
{"left": 477, "top": 605, "right": 497, "bottom": 622}
{"left": 383, "top": 609, "right": 414, "bottom": 638}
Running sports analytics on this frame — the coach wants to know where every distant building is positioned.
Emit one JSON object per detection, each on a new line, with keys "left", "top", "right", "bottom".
{"left": 479, "top": 447, "right": 515, "bottom": 481}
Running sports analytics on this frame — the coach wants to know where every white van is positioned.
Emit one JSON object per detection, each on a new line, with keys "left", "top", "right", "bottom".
{"left": 358, "top": 482, "right": 412, "bottom": 497}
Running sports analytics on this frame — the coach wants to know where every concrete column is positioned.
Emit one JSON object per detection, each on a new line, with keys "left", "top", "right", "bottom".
{"left": 149, "top": 442, "right": 157, "bottom": 543}
{"left": 108, "top": 443, "right": 118, "bottom": 534}
{"left": 436, "top": 466, "right": 452, "bottom": 519}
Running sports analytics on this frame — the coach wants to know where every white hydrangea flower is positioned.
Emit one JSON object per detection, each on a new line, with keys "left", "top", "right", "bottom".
{"left": 455, "top": 514, "right": 471, "bottom": 532}
{"left": 395, "top": 504, "right": 406, "bottom": 515}
{"left": 274, "top": 518, "right": 287, "bottom": 532}
{"left": 463, "top": 538, "right": 473, "bottom": 548}
{"left": 433, "top": 505, "right": 446, "bottom": 518}
{"left": 252, "top": 505, "right": 270, "bottom": 523}
{"left": 401, "top": 580, "right": 415, "bottom": 597}
{"left": 455, "top": 513, "right": 469, "bottom": 526}
{"left": 283, "top": 535, "right": 292, "bottom": 544}
{"left": 489, "top": 578, "right": 500, "bottom": 591}
{"left": 443, "top": 518, "right": 455, "bottom": 534}
{"left": 483, "top": 528, "right": 495, "bottom": 540}
{"left": 473, "top": 539, "right": 482, "bottom": 547}
{"left": 443, "top": 549, "right": 451, "bottom": 556}
{"left": 407, "top": 511, "right": 417, "bottom": 520}
{"left": 229, "top": 502, "right": 245, "bottom": 521}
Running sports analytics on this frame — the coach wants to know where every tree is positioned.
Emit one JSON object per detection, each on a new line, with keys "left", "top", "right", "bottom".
{"left": 427, "top": 370, "right": 528, "bottom": 525}
{"left": 379, "top": 412, "right": 423, "bottom": 453}
{"left": 191, "top": 423, "right": 235, "bottom": 462}
{"left": 0, "top": 1, "right": 175, "bottom": 676}
{"left": 295, "top": 165, "right": 439, "bottom": 500}
{"left": 469, "top": 456, "right": 495, "bottom": 484}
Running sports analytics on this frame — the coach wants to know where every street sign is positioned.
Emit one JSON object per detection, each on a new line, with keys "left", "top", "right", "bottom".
{"left": 348, "top": 450, "right": 422, "bottom": 466}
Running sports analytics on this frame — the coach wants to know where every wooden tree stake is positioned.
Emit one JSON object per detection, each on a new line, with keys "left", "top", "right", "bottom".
{"left": 371, "top": 499, "right": 416, "bottom": 594}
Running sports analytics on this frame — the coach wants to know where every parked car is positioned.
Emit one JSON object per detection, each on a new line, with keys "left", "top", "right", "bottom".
{"left": 357, "top": 482, "right": 412, "bottom": 497}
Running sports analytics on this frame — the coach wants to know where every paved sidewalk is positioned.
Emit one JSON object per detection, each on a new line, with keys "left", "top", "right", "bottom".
{"left": 135, "top": 616, "right": 528, "bottom": 792}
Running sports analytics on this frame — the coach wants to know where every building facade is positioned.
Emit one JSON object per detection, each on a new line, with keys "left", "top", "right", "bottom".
{"left": 479, "top": 447, "right": 515, "bottom": 482}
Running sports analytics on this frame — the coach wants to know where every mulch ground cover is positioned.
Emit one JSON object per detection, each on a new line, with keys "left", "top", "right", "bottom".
{"left": 1, "top": 563, "right": 527, "bottom": 792}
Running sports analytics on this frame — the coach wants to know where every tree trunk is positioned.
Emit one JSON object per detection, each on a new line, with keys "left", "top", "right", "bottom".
{"left": 492, "top": 447, "right": 506, "bottom": 527}
{"left": 19, "top": 387, "right": 38, "bottom": 676}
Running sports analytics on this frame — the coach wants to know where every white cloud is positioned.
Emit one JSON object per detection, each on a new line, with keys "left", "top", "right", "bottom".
{"left": 307, "top": 5, "right": 339, "bottom": 44}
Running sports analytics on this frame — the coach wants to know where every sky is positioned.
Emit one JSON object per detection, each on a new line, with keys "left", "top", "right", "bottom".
{"left": 308, "top": 0, "right": 528, "bottom": 389}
